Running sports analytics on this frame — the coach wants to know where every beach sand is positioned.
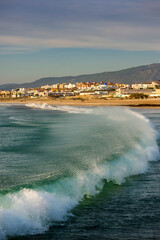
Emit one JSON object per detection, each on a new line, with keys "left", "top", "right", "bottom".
{"left": 1, "top": 97, "right": 160, "bottom": 108}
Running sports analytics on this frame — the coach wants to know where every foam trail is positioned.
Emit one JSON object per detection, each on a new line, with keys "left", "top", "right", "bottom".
{"left": 26, "top": 103, "right": 92, "bottom": 114}
{"left": 0, "top": 107, "right": 160, "bottom": 239}
{"left": 9, "top": 116, "right": 30, "bottom": 122}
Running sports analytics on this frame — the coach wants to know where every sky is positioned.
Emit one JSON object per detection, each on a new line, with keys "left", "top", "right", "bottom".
{"left": 0, "top": 0, "right": 160, "bottom": 84}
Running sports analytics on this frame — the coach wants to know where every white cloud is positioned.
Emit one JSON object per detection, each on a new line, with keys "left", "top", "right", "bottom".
{"left": 0, "top": 0, "right": 160, "bottom": 53}
{"left": 0, "top": 21, "right": 160, "bottom": 53}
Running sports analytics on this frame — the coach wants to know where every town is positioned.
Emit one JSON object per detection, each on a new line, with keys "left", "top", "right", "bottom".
{"left": 1, "top": 80, "right": 160, "bottom": 100}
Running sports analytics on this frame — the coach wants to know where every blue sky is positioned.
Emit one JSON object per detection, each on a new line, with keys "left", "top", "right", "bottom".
{"left": 0, "top": 0, "right": 160, "bottom": 84}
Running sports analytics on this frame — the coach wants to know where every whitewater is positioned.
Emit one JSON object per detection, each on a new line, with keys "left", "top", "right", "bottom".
{"left": 0, "top": 104, "right": 160, "bottom": 239}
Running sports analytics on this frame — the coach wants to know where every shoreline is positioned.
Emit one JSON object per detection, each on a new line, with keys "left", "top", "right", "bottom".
{"left": 1, "top": 97, "right": 160, "bottom": 108}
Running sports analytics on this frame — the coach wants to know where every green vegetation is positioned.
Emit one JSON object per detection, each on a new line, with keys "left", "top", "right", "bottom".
{"left": 129, "top": 93, "right": 148, "bottom": 99}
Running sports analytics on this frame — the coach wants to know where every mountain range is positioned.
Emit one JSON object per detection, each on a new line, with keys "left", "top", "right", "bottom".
{"left": 1, "top": 63, "right": 160, "bottom": 91}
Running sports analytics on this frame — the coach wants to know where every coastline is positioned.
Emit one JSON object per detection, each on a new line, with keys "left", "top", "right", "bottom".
{"left": 1, "top": 97, "right": 160, "bottom": 108}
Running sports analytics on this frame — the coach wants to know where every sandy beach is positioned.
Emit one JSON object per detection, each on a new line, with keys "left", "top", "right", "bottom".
{"left": 1, "top": 97, "right": 160, "bottom": 108}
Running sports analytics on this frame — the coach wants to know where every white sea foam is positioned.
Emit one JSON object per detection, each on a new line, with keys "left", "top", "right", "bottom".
{"left": 0, "top": 190, "right": 77, "bottom": 238}
{"left": 9, "top": 116, "right": 29, "bottom": 122}
{"left": 25, "top": 103, "right": 92, "bottom": 114}
{"left": 0, "top": 107, "right": 160, "bottom": 239}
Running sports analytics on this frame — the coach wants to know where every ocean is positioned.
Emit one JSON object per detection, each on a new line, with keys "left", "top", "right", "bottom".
{"left": 0, "top": 104, "right": 160, "bottom": 240}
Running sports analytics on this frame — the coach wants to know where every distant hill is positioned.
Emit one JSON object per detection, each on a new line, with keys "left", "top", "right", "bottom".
{"left": 1, "top": 63, "right": 160, "bottom": 91}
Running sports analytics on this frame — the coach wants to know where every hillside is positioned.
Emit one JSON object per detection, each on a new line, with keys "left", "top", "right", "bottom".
{"left": 1, "top": 63, "right": 160, "bottom": 91}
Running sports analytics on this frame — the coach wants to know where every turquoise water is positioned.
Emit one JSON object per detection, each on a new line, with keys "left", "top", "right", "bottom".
{"left": 0, "top": 104, "right": 160, "bottom": 239}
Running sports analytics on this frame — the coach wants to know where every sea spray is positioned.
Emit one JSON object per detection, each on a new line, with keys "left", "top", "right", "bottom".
{"left": 0, "top": 189, "right": 77, "bottom": 238}
{"left": 25, "top": 103, "right": 92, "bottom": 114}
{"left": 0, "top": 105, "right": 159, "bottom": 239}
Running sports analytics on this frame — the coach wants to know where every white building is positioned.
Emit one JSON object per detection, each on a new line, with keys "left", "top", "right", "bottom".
{"left": 116, "top": 88, "right": 153, "bottom": 96}
{"left": 132, "top": 84, "right": 144, "bottom": 89}
{"left": 96, "top": 84, "right": 109, "bottom": 90}
{"left": 132, "top": 82, "right": 158, "bottom": 89}
{"left": 41, "top": 85, "right": 52, "bottom": 89}
{"left": 38, "top": 91, "right": 49, "bottom": 97}
{"left": 52, "top": 84, "right": 60, "bottom": 89}
{"left": 64, "top": 83, "right": 76, "bottom": 89}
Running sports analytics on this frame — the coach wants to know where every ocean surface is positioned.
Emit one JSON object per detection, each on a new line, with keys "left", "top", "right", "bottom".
{"left": 0, "top": 104, "right": 160, "bottom": 240}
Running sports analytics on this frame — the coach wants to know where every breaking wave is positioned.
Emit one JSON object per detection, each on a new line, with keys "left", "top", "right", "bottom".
{"left": 0, "top": 106, "right": 160, "bottom": 239}
{"left": 25, "top": 103, "right": 92, "bottom": 114}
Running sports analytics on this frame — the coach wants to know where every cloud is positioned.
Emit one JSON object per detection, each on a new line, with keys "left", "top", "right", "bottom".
{"left": 0, "top": 0, "right": 160, "bottom": 53}
{"left": 0, "top": 45, "right": 38, "bottom": 55}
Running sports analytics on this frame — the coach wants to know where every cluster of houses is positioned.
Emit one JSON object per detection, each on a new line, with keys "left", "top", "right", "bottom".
{"left": 1, "top": 80, "right": 160, "bottom": 99}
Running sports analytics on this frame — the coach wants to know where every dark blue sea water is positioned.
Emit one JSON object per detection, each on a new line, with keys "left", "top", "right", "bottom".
{"left": 0, "top": 104, "right": 160, "bottom": 240}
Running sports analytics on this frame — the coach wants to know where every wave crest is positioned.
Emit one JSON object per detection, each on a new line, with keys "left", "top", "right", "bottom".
{"left": 26, "top": 103, "right": 92, "bottom": 114}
